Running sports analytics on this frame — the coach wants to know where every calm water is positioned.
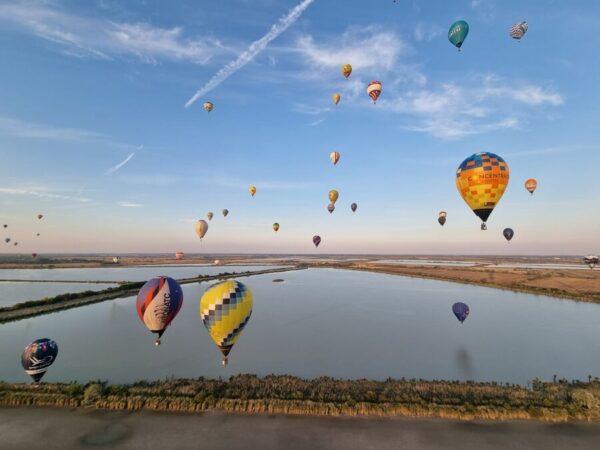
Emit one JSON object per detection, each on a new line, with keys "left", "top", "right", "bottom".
{"left": 0, "top": 265, "right": 286, "bottom": 282}
{"left": 0, "top": 268, "right": 599, "bottom": 385}
{"left": 375, "top": 259, "right": 478, "bottom": 267}
{"left": 0, "top": 282, "right": 117, "bottom": 308}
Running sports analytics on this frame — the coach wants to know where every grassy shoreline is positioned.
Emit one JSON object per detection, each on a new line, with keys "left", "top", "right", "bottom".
{"left": 2, "top": 375, "right": 599, "bottom": 422}
{"left": 0, "top": 266, "right": 304, "bottom": 323}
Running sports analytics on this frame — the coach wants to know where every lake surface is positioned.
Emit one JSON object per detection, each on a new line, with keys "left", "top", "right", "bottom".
{"left": 0, "top": 265, "right": 286, "bottom": 282}
{"left": 0, "top": 268, "right": 599, "bottom": 385}
{"left": 0, "top": 282, "right": 118, "bottom": 308}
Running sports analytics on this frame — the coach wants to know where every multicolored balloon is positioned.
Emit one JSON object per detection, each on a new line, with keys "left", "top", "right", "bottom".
{"left": 327, "top": 203, "right": 335, "bottom": 214}
{"left": 367, "top": 80, "right": 382, "bottom": 103}
{"left": 330, "top": 151, "right": 340, "bottom": 166}
{"left": 503, "top": 228, "right": 514, "bottom": 242}
{"left": 273, "top": 222, "right": 280, "bottom": 232}
{"left": 524, "top": 178, "right": 537, "bottom": 195}
{"left": 21, "top": 338, "right": 58, "bottom": 382}
{"left": 448, "top": 20, "right": 469, "bottom": 50}
{"left": 583, "top": 255, "right": 599, "bottom": 270}
{"left": 207, "top": 212, "right": 214, "bottom": 221}
{"left": 136, "top": 276, "right": 183, "bottom": 346}
{"left": 328, "top": 189, "right": 339, "bottom": 204}
{"left": 351, "top": 203, "right": 357, "bottom": 213}
{"left": 313, "top": 235, "right": 321, "bottom": 247}
{"left": 509, "top": 21, "right": 528, "bottom": 40}
{"left": 456, "top": 152, "right": 510, "bottom": 228}
{"left": 195, "top": 220, "right": 208, "bottom": 240}
{"left": 203, "top": 101, "right": 214, "bottom": 113}
{"left": 249, "top": 185, "right": 257, "bottom": 197}
{"left": 200, "top": 280, "right": 253, "bottom": 366}
{"left": 452, "top": 302, "right": 470, "bottom": 324}
{"left": 341, "top": 64, "right": 352, "bottom": 79}
{"left": 438, "top": 211, "right": 447, "bottom": 226}
{"left": 332, "top": 93, "right": 341, "bottom": 105}
{"left": 222, "top": 209, "right": 229, "bottom": 217}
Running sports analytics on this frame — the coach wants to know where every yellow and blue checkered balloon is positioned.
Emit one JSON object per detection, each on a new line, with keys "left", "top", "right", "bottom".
{"left": 455, "top": 152, "right": 510, "bottom": 225}
{"left": 200, "top": 280, "right": 253, "bottom": 366}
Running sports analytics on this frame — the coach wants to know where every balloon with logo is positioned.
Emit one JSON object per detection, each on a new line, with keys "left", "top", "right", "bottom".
{"left": 448, "top": 20, "right": 469, "bottom": 50}
{"left": 455, "top": 152, "right": 510, "bottom": 229}
{"left": 21, "top": 338, "right": 58, "bottom": 382}
{"left": 136, "top": 276, "right": 184, "bottom": 346}
{"left": 200, "top": 280, "right": 253, "bottom": 366}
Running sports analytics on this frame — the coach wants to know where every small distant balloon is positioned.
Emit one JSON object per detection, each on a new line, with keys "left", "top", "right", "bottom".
{"left": 509, "top": 21, "right": 528, "bottom": 40}
{"left": 327, "top": 203, "right": 335, "bottom": 214}
{"left": 249, "top": 185, "right": 257, "bottom": 197}
{"left": 136, "top": 276, "right": 183, "bottom": 346}
{"left": 583, "top": 255, "right": 599, "bottom": 270}
{"left": 351, "top": 203, "right": 357, "bottom": 213}
{"left": 524, "top": 178, "right": 537, "bottom": 195}
{"left": 367, "top": 80, "right": 382, "bottom": 103}
{"left": 195, "top": 220, "right": 208, "bottom": 240}
{"left": 313, "top": 235, "right": 321, "bottom": 247}
{"left": 452, "top": 302, "right": 470, "bottom": 324}
{"left": 330, "top": 151, "right": 340, "bottom": 166}
{"left": 273, "top": 222, "right": 280, "bottom": 232}
{"left": 214, "top": 259, "right": 221, "bottom": 265}
{"left": 14, "top": 242, "right": 18, "bottom": 246}
{"left": 2, "top": 224, "right": 6, "bottom": 228}
{"left": 37, "top": 214, "right": 43, "bottom": 220}
{"left": 448, "top": 20, "right": 469, "bottom": 50}
{"left": 21, "top": 338, "right": 58, "bottom": 382}
{"left": 328, "top": 189, "right": 339, "bottom": 204}
{"left": 36, "top": 233, "right": 40, "bottom": 237}
{"left": 203, "top": 101, "right": 214, "bottom": 113}
{"left": 32, "top": 253, "right": 37, "bottom": 258}
{"left": 4, "top": 238, "right": 10, "bottom": 243}
{"left": 341, "top": 64, "right": 352, "bottom": 79}
{"left": 438, "top": 211, "right": 447, "bottom": 226}
{"left": 332, "top": 93, "right": 341, "bottom": 105}
{"left": 503, "top": 228, "right": 514, "bottom": 242}
{"left": 175, "top": 251, "right": 184, "bottom": 260}
{"left": 222, "top": 209, "right": 229, "bottom": 217}
{"left": 207, "top": 212, "right": 214, "bottom": 221}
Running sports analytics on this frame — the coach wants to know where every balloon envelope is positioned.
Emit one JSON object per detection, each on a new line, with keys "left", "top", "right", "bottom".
{"left": 136, "top": 276, "right": 183, "bottom": 344}
{"left": 448, "top": 20, "right": 469, "bottom": 49}
{"left": 327, "top": 203, "right": 335, "bottom": 214}
{"left": 330, "top": 151, "right": 340, "bottom": 165}
{"left": 200, "top": 280, "right": 253, "bottom": 365}
{"left": 524, "top": 178, "right": 537, "bottom": 195}
{"left": 438, "top": 216, "right": 446, "bottom": 226}
{"left": 249, "top": 185, "right": 257, "bottom": 196}
{"left": 456, "top": 152, "right": 509, "bottom": 225}
{"left": 351, "top": 203, "right": 357, "bottom": 212}
{"left": 273, "top": 223, "right": 280, "bottom": 232}
{"left": 195, "top": 220, "right": 208, "bottom": 239}
{"left": 328, "top": 190, "right": 339, "bottom": 204}
{"left": 509, "top": 21, "right": 528, "bottom": 39}
{"left": 203, "top": 101, "right": 214, "bottom": 113}
{"left": 332, "top": 93, "right": 341, "bottom": 105}
{"left": 37, "top": 214, "right": 43, "bottom": 220}
{"left": 207, "top": 212, "right": 214, "bottom": 221}
{"left": 342, "top": 64, "right": 352, "bottom": 79}
{"left": 313, "top": 235, "right": 321, "bottom": 247}
{"left": 452, "top": 302, "right": 470, "bottom": 323}
{"left": 503, "top": 228, "right": 514, "bottom": 242}
{"left": 21, "top": 338, "right": 58, "bottom": 382}
{"left": 367, "top": 80, "right": 382, "bottom": 103}
{"left": 222, "top": 209, "right": 229, "bottom": 217}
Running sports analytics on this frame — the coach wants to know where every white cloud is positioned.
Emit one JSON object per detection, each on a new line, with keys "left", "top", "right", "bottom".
{"left": 105, "top": 152, "right": 135, "bottom": 175}
{"left": 307, "top": 118, "right": 325, "bottom": 126}
{"left": 0, "top": 2, "right": 226, "bottom": 64}
{"left": 118, "top": 201, "right": 142, "bottom": 208}
{"left": 0, "top": 187, "right": 91, "bottom": 202}
{"left": 414, "top": 22, "right": 444, "bottom": 42}
{"left": 0, "top": 116, "right": 102, "bottom": 141}
{"left": 185, "top": 0, "right": 315, "bottom": 107}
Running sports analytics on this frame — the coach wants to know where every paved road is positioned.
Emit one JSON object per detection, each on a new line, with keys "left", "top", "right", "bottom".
{"left": 1, "top": 408, "right": 599, "bottom": 449}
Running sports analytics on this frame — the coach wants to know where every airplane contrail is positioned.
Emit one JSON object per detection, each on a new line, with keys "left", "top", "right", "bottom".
{"left": 185, "top": 0, "right": 315, "bottom": 108}
{"left": 105, "top": 152, "right": 135, "bottom": 175}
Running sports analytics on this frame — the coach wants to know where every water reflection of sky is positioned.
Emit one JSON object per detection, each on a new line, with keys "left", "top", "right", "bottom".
{"left": 1, "top": 268, "right": 599, "bottom": 386}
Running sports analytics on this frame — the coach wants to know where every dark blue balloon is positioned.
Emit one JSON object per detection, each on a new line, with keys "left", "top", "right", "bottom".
{"left": 452, "top": 302, "right": 470, "bottom": 323}
{"left": 21, "top": 338, "right": 58, "bottom": 382}
{"left": 503, "top": 228, "right": 514, "bottom": 242}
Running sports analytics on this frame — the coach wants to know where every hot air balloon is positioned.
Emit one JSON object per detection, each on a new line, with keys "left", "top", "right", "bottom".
{"left": 351, "top": 203, "right": 357, "bottom": 212}
{"left": 112, "top": 256, "right": 121, "bottom": 264}
{"left": 503, "top": 228, "right": 514, "bottom": 242}
{"left": 32, "top": 253, "right": 37, "bottom": 258}
{"left": 332, "top": 93, "right": 341, "bottom": 105}
{"left": 509, "top": 21, "right": 528, "bottom": 40}
{"left": 175, "top": 251, "right": 184, "bottom": 260}
{"left": 452, "top": 302, "right": 470, "bottom": 324}
{"left": 4, "top": 238, "right": 9, "bottom": 243}
{"left": 14, "top": 242, "right": 18, "bottom": 246}
{"left": 367, "top": 80, "right": 382, "bottom": 103}
{"left": 456, "top": 152, "right": 510, "bottom": 229}
{"left": 342, "top": 64, "right": 352, "bottom": 79}
{"left": 37, "top": 214, "right": 43, "bottom": 220}
{"left": 200, "top": 280, "right": 253, "bottom": 366}
{"left": 2, "top": 224, "right": 6, "bottom": 228}
{"left": 203, "top": 101, "right": 214, "bottom": 113}
{"left": 524, "top": 178, "right": 537, "bottom": 195}
{"left": 222, "top": 209, "right": 229, "bottom": 217}
{"left": 195, "top": 220, "right": 208, "bottom": 240}
{"left": 328, "top": 190, "right": 339, "bottom": 204}
{"left": 438, "top": 211, "right": 447, "bottom": 226}
{"left": 249, "top": 185, "right": 257, "bottom": 197}
{"left": 273, "top": 223, "right": 280, "bottom": 232}
{"left": 330, "top": 151, "right": 340, "bottom": 166}
{"left": 136, "top": 276, "right": 183, "bottom": 346}
{"left": 583, "top": 255, "right": 599, "bottom": 270}
{"left": 214, "top": 259, "right": 221, "bottom": 265}
{"left": 36, "top": 233, "right": 40, "bottom": 237}
{"left": 448, "top": 20, "right": 469, "bottom": 50}
{"left": 327, "top": 203, "right": 335, "bottom": 214}
{"left": 313, "top": 235, "right": 321, "bottom": 247}
{"left": 207, "top": 212, "right": 214, "bottom": 221}
{"left": 21, "top": 338, "right": 58, "bottom": 382}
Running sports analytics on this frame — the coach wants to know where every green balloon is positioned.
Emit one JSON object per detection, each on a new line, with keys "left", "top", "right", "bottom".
{"left": 448, "top": 20, "right": 469, "bottom": 49}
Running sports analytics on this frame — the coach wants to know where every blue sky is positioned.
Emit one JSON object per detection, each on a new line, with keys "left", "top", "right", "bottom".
{"left": 0, "top": 0, "right": 598, "bottom": 254}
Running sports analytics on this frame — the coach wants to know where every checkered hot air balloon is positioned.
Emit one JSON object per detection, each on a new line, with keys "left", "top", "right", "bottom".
{"left": 200, "top": 280, "right": 253, "bottom": 366}
{"left": 455, "top": 152, "right": 510, "bottom": 229}
{"left": 136, "top": 276, "right": 183, "bottom": 346}
{"left": 509, "top": 21, "right": 528, "bottom": 40}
